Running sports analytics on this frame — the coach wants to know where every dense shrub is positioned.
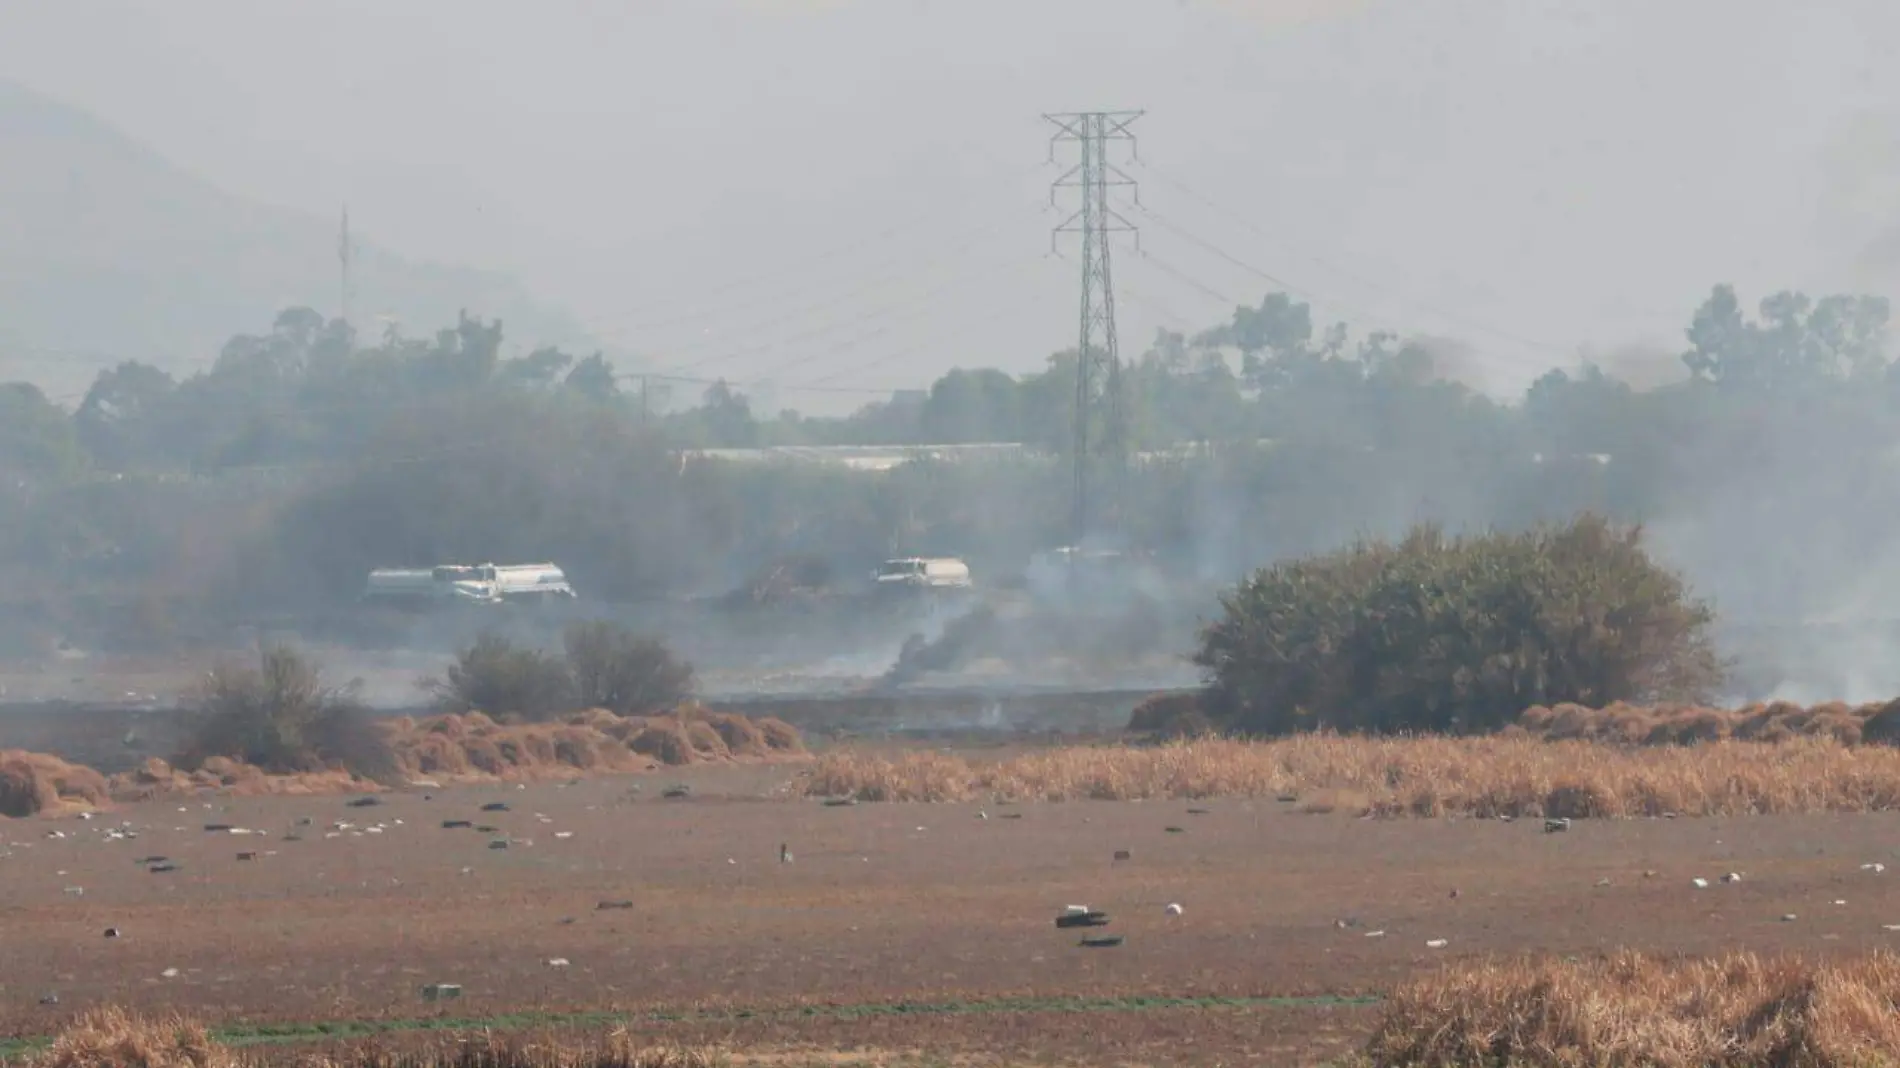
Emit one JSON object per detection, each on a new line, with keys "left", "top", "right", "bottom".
{"left": 563, "top": 621, "right": 695, "bottom": 716}
{"left": 179, "top": 644, "right": 399, "bottom": 781}
{"left": 1194, "top": 514, "right": 1724, "bottom": 735}
{"left": 432, "top": 631, "right": 575, "bottom": 720}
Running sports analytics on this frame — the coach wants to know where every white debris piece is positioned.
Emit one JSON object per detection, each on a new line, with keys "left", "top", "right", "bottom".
{"left": 1164, "top": 902, "right": 1183, "bottom": 916}
{"left": 160, "top": 968, "right": 179, "bottom": 979}
{"left": 1426, "top": 939, "right": 1449, "bottom": 948}
{"left": 1066, "top": 905, "right": 1090, "bottom": 915}
{"left": 1721, "top": 872, "right": 1742, "bottom": 884}
{"left": 1692, "top": 878, "right": 1710, "bottom": 889}
{"left": 1864, "top": 863, "right": 1886, "bottom": 874}
{"left": 545, "top": 958, "right": 569, "bottom": 969}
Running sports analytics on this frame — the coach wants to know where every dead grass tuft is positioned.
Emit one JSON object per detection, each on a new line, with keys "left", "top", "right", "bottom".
{"left": 1368, "top": 951, "right": 1900, "bottom": 1067}
{"left": 24, "top": 1010, "right": 715, "bottom": 1068}
{"left": 30, "top": 1007, "right": 236, "bottom": 1068}
{"left": 803, "top": 734, "right": 1900, "bottom": 815}
{"left": 0, "top": 750, "right": 109, "bottom": 817}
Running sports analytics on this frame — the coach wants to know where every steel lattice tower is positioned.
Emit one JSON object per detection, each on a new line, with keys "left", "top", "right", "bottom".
{"left": 1045, "top": 110, "right": 1141, "bottom": 548}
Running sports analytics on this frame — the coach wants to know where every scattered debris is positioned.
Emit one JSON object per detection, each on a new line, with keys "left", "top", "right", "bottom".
{"left": 1448, "top": 889, "right": 1460, "bottom": 899}
{"left": 1056, "top": 909, "right": 1110, "bottom": 929}
{"left": 1365, "top": 930, "right": 1386, "bottom": 938}
{"left": 488, "top": 840, "right": 509, "bottom": 850}
{"left": 1722, "top": 872, "right": 1742, "bottom": 884}
{"left": 160, "top": 967, "right": 179, "bottom": 979}
{"left": 346, "top": 797, "right": 382, "bottom": 808}
{"left": 421, "top": 983, "right": 462, "bottom": 1001}
{"left": 545, "top": 957, "right": 570, "bottom": 969}
{"left": 1595, "top": 878, "right": 1612, "bottom": 887}
{"left": 63, "top": 886, "right": 84, "bottom": 896}
{"left": 103, "top": 928, "right": 119, "bottom": 938}
{"left": 821, "top": 798, "right": 857, "bottom": 807}
{"left": 236, "top": 852, "right": 257, "bottom": 861}
{"left": 999, "top": 812, "right": 1023, "bottom": 820}
{"left": 1113, "top": 850, "right": 1132, "bottom": 861}
{"left": 1692, "top": 878, "right": 1710, "bottom": 889}
{"left": 1165, "top": 902, "right": 1183, "bottom": 916}
{"left": 203, "top": 824, "right": 232, "bottom": 833}
{"left": 149, "top": 863, "right": 178, "bottom": 874}
{"left": 1865, "top": 863, "right": 1887, "bottom": 874}
{"left": 1783, "top": 914, "right": 1799, "bottom": 922}
{"left": 553, "top": 831, "right": 574, "bottom": 840}
{"left": 1164, "top": 826, "right": 1185, "bottom": 834}
{"left": 39, "top": 995, "right": 58, "bottom": 1006}
{"left": 480, "top": 802, "right": 510, "bottom": 813}
{"left": 1186, "top": 808, "right": 1211, "bottom": 815}
{"left": 596, "top": 900, "right": 634, "bottom": 911}
{"left": 442, "top": 820, "right": 472, "bottom": 829}
{"left": 475, "top": 825, "right": 499, "bottom": 834}
{"left": 1544, "top": 818, "right": 1571, "bottom": 833}
{"left": 662, "top": 785, "right": 691, "bottom": 800}
{"left": 1078, "top": 935, "right": 1123, "bottom": 948}
{"left": 1426, "top": 939, "right": 1449, "bottom": 948}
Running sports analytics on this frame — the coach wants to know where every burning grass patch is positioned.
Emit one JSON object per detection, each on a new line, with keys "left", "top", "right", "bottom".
{"left": 803, "top": 734, "right": 1900, "bottom": 815}
{"left": 1368, "top": 951, "right": 1900, "bottom": 1068}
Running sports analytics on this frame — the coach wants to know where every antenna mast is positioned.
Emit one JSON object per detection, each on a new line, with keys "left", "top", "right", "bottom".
{"left": 338, "top": 205, "right": 353, "bottom": 327}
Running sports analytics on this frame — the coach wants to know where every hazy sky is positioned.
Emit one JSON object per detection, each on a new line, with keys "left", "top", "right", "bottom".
{"left": 5, "top": 0, "right": 1900, "bottom": 409}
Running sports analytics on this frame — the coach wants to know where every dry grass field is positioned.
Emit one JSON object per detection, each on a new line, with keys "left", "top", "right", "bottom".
{"left": 806, "top": 734, "right": 1900, "bottom": 816}
{"left": 7, "top": 745, "right": 1900, "bottom": 1066}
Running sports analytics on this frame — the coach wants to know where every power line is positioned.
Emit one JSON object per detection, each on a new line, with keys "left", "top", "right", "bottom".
{"left": 571, "top": 157, "right": 1056, "bottom": 340}
{"left": 1131, "top": 161, "right": 1580, "bottom": 357}
{"left": 651, "top": 253, "right": 1052, "bottom": 381}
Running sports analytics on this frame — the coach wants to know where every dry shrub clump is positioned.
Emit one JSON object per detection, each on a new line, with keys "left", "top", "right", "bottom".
{"left": 108, "top": 756, "right": 366, "bottom": 802}
{"left": 23, "top": 1008, "right": 712, "bottom": 1068}
{"left": 1520, "top": 698, "right": 1900, "bottom": 747}
{"left": 387, "top": 707, "right": 804, "bottom": 783}
{"left": 1368, "top": 951, "right": 1900, "bottom": 1068}
{"left": 804, "top": 734, "right": 1900, "bottom": 815}
{"left": 0, "top": 750, "right": 109, "bottom": 817}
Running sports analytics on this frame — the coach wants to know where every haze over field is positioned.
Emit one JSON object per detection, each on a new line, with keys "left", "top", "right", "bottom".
{"left": 6, "top": 1, "right": 1900, "bottom": 707}
{"left": 5, "top": 0, "right": 1900, "bottom": 402}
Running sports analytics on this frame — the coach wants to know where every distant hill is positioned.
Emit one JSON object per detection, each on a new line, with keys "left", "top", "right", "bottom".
{"left": 0, "top": 79, "right": 584, "bottom": 398}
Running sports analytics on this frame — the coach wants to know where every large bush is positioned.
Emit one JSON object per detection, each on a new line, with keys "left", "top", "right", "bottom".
{"left": 1194, "top": 515, "right": 1723, "bottom": 735}
{"left": 431, "top": 631, "right": 575, "bottom": 720}
{"left": 563, "top": 620, "right": 696, "bottom": 716}
{"left": 180, "top": 644, "right": 399, "bottom": 780}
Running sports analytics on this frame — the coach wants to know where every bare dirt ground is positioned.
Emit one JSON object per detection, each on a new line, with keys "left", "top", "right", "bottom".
{"left": 6, "top": 759, "right": 1900, "bottom": 1066}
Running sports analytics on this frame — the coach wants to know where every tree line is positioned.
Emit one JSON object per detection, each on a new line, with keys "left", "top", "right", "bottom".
{"left": 1, "top": 282, "right": 1896, "bottom": 652}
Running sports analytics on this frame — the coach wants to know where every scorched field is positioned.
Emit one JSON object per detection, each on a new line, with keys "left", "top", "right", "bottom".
{"left": 7, "top": 753, "right": 1900, "bottom": 1067}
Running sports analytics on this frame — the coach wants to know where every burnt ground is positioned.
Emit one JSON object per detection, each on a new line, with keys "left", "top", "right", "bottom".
{"left": 4, "top": 759, "right": 1900, "bottom": 1066}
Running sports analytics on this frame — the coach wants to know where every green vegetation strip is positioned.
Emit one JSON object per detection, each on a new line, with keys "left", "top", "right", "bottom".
{"left": 0, "top": 993, "right": 1378, "bottom": 1055}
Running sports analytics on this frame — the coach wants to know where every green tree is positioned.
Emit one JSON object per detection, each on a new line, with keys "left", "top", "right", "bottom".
{"left": 1195, "top": 516, "right": 1722, "bottom": 735}
{"left": 0, "top": 383, "right": 84, "bottom": 481}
